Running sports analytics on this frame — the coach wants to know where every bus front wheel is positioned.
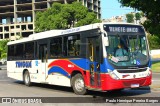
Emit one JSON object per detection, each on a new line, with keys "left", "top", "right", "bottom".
{"left": 23, "top": 71, "right": 31, "bottom": 86}
{"left": 71, "top": 74, "right": 87, "bottom": 95}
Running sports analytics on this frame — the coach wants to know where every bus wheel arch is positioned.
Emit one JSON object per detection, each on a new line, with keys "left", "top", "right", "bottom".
{"left": 23, "top": 69, "right": 32, "bottom": 86}
{"left": 71, "top": 71, "right": 87, "bottom": 95}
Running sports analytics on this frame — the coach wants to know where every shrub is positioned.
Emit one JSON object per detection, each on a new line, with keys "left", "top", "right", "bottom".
{"left": 147, "top": 34, "right": 160, "bottom": 50}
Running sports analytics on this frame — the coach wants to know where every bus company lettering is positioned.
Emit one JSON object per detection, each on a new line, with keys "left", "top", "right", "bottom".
{"left": 16, "top": 61, "right": 32, "bottom": 68}
{"left": 109, "top": 27, "right": 139, "bottom": 33}
{"left": 61, "top": 27, "right": 80, "bottom": 34}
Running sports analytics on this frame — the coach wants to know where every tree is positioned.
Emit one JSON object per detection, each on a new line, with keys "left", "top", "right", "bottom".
{"left": 118, "top": 0, "right": 160, "bottom": 35}
{"left": 0, "top": 40, "right": 9, "bottom": 59}
{"left": 135, "top": 12, "right": 141, "bottom": 24}
{"left": 147, "top": 34, "right": 160, "bottom": 49}
{"left": 126, "top": 13, "right": 134, "bottom": 23}
{"left": 64, "top": 0, "right": 67, "bottom": 4}
{"left": 35, "top": 2, "right": 101, "bottom": 32}
{"left": 135, "top": 12, "right": 141, "bottom": 20}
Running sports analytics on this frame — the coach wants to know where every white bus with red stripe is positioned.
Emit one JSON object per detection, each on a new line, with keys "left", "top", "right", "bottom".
{"left": 7, "top": 23, "right": 152, "bottom": 95}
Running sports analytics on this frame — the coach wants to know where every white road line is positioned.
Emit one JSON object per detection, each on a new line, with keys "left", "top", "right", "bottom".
{"left": 0, "top": 80, "right": 12, "bottom": 82}
{"left": 152, "top": 80, "right": 160, "bottom": 82}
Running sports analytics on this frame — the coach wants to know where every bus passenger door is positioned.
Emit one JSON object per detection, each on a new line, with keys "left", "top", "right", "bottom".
{"left": 87, "top": 37, "right": 101, "bottom": 88}
{"left": 39, "top": 44, "right": 48, "bottom": 82}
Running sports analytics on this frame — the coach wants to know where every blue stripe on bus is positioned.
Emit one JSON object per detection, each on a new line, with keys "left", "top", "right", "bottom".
{"left": 48, "top": 66, "right": 70, "bottom": 78}
{"left": 70, "top": 58, "right": 114, "bottom": 73}
{"left": 70, "top": 59, "right": 90, "bottom": 70}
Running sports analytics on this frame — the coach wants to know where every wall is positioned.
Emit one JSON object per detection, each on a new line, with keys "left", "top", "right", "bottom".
{"left": 151, "top": 49, "right": 160, "bottom": 59}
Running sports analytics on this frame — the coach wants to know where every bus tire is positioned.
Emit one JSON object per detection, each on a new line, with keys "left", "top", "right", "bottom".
{"left": 23, "top": 71, "right": 31, "bottom": 86}
{"left": 71, "top": 74, "right": 87, "bottom": 95}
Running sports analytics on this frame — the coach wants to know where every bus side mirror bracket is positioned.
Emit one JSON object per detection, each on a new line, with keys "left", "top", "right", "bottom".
{"left": 104, "top": 37, "right": 109, "bottom": 46}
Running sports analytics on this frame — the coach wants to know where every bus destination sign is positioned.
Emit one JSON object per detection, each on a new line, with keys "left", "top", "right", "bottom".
{"left": 104, "top": 24, "right": 145, "bottom": 33}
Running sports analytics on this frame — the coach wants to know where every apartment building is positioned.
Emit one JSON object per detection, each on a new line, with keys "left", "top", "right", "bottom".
{"left": 0, "top": 0, "right": 101, "bottom": 40}
{"left": 102, "top": 16, "right": 125, "bottom": 23}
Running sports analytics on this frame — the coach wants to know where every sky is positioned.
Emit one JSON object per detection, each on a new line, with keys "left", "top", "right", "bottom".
{"left": 101, "top": 0, "right": 135, "bottom": 19}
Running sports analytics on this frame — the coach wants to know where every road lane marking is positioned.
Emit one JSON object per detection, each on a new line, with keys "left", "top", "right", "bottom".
{"left": 0, "top": 80, "right": 12, "bottom": 82}
{"left": 152, "top": 80, "right": 160, "bottom": 82}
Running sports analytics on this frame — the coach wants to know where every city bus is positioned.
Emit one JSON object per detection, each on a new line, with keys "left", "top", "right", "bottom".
{"left": 7, "top": 23, "right": 152, "bottom": 95}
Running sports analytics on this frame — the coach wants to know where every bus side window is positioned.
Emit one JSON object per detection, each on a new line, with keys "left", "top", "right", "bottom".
{"left": 50, "top": 37, "right": 62, "bottom": 58}
{"left": 34, "top": 42, "right": 38, "bottom": 59}
{"left": 8, "top": 45, "right": 14, "bottom": 60}
{"left": 63, "top": 35, "right": 80, "bottom": 56}
{"left": 15, "top": 44, "right": 24, "bottom": 60}
{"left": 63, "top": 37, "right": 68, "bottom": 56}
{"left": 25, "top": 42, "right": 34, "bottom": 60}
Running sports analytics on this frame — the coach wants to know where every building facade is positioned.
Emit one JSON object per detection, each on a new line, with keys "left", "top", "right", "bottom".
{"left": 0, "top": 0, "right": 101, "bottom": 40}
{"left": 102, "top": 16, "right": 125, "bottom": 23}
{"left": 102, "top": 12, "right": 146, "bottom": 25}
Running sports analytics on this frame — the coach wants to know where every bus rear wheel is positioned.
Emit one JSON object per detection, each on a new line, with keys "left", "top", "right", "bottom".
{"left": 71, "top": 74, "right": 87, "bottom": 95}
{"left": 23, "top": 71, "right": 31, "bottom": 86}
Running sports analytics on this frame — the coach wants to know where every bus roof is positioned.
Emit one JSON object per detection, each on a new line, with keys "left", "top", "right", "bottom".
{"left": 7, "top": 22, "right": 143, "bottom": 45}
{"left": 7, "top": 23, "right": 101, "bottom": 45}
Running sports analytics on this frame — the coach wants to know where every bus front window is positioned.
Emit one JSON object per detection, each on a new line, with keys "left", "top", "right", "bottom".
{"left": 106, "top": 34, "right": 149, "bottom": 67}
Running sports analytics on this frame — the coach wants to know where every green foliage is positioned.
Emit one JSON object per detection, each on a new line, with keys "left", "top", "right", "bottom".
{"left": 76, "top": 12, "right": 101, "bottom": 27}
{"left": 35, "top": 2, "right": 101, "bottom": 32}
{"left": 152, "top": 62, "right": 160, "bottom": 73}
{"left": 126, "top": 13, "right": 134, "bottom": 23}
{"left": 135, "top": 12, "right": 141, "bottom": 20}
{"left": 147, "top": 34, "right": 160, "bottom": 50}
{"left": 0, "top": 40, "right": 9, "bottom": 59}
{"left": 118, "top": 0, "right": 160, "bottom": 35}
{"left": 143, "top": 20, "right": 160, "bottom": 35}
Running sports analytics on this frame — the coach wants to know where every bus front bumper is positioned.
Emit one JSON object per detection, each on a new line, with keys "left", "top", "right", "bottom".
{"left": 101, "top": 74, "right": 152, "bottom": 91}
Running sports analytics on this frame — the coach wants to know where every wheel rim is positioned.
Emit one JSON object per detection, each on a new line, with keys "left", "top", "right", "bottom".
{"left": 25, "top": 73, "right": 29, "bottom": 84}
{"left": 75, "top": 78, "right": 84, "bottom": 92}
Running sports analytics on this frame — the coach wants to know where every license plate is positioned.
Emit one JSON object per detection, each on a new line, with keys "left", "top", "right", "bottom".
{"left": 131, "top": 84, "right": 139, "bottom": 88}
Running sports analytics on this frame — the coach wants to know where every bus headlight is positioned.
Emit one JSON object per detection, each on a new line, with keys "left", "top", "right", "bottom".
{"left": 108, "top": 69, "right": 120, "bottom": 80}
{"left": 147, "top": 70, "right": 152, "bottom": 77}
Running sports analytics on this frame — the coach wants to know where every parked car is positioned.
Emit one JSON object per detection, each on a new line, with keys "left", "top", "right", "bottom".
{"left": 0, "top": 58, "right": 7, "bottom": 65}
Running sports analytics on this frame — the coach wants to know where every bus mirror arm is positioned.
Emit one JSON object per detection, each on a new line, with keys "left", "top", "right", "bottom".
{"left": 104, "top": 37, "right": 109, "bottom": 46}
{"left": 100, "top": 37, "right": 104, "bottom": 64}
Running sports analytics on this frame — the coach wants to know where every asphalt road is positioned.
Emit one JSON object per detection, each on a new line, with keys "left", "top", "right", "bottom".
{"left": 0, "top": 65, "right": 160, "bottom": 106}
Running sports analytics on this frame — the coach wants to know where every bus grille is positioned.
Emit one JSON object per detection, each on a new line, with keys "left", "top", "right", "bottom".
{"left": 117, "top": 68, "right": 147, "bottom": 73}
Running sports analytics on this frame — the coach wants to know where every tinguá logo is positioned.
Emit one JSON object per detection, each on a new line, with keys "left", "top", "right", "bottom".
{"left": 16, "top": 61, "right": 32, "bottom": 68}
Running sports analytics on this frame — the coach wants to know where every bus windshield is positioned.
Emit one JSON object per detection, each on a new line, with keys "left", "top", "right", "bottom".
{"left": 106, "top": 34, "right": 149, "bottom": 67}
